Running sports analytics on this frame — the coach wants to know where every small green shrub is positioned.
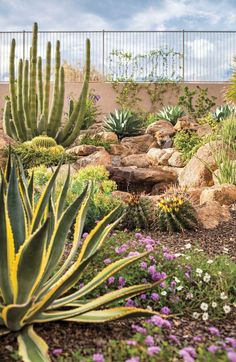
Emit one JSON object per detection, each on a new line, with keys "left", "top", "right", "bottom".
{"left": 156, "top": 105, "right": 185, "bottom": 125}
{"left": 104, "top": 109, "right": 142, "bottom": 139}
{"left": 173, "top": 130, "right": 203, "bottom": 161}
{"left": 198, "top": 112, "right": 219, "bottom": 129}
{"left": 79, "top": 134, "right": 116, "bottom": 151}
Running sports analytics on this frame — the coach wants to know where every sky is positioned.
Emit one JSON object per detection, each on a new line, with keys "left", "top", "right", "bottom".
{"left": 0, "top": 0, "right": 236, "bottom": 31}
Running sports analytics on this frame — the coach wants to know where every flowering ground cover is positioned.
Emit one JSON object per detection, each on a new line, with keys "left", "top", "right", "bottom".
{"left": 0, "top": 209, "right": 235, "bottom": 362}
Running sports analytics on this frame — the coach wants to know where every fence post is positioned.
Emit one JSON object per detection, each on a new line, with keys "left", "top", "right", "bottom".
{"left": 182, "top": 29, "right": 185, "bottom": 82}
{"left": 102, "top": 30, "right": 105, "bottom": 80}
{"left": 23, "top": 30, "right": 25, "bottom": 60}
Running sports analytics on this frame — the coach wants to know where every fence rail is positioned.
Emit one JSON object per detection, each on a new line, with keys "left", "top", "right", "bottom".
{"left": 0, "top": 30, "right": 236, "bottom": 82}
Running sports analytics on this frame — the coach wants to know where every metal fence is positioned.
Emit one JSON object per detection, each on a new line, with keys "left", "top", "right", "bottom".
{"left": 0, "top": 30, "right": 236, "bottom": 82}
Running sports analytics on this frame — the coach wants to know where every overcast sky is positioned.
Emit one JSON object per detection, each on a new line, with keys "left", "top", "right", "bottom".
{"left": 0, "top": 0, "right": 236, "bottom": 31}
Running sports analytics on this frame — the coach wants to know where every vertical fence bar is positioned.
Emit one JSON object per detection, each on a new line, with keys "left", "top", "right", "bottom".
{"left": 182, "top": 29, "right": 185, "bottom": 82}
{"left": 23, "top": 30, "right": 25, "bottom": 60}
{"left": 102, "top": 30, "right": 105, "bottom": 79}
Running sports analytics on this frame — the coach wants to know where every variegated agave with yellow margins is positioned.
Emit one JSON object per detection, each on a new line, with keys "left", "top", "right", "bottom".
{"left": 0, "top": 154, "right": 164, "bottom": 362}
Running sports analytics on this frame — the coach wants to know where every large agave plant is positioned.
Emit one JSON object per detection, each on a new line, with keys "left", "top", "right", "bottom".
{"left": 104, "top": 109, "right": 142, "bottom": 139}
{"left": 156, "top": 106, "right": 185, "bottom": 125}
{"left": 0, "top": 155, "right": 161, "bottom": 362}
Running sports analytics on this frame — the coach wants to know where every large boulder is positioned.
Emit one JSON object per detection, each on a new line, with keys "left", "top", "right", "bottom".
{"left": 147, "top": 148, "right": 175, "bottom": 166}
{"left": 174, "top": 115, "right": 198, "bottom": 132}
{"left": 168, "top": 151, "right": 184, "bottom": 167}
{"left": 146, "top": 120, "right": 175, "bottom": 148}
{"left": 178, "top": 142, "right": 220, "bottom": 188}
{"left": 196, "top": 200, "right": 231, "bottom": 229}
{"left": 66, "top": 145, "right": 101, "bottom": 156}
{"left": 121, "top": 134, "right": 155, "bottom": 154}
{"left": 74, "top": 149, "right": 112, "bottom": 169}
{"left": 200, "top": 184, "right": 236, "bottom": 206}
{"left": 121, "top": 154, "right": 149, "bottom": 168}
{"left": 97, "top": 131, "right": 119, "bottom": 142}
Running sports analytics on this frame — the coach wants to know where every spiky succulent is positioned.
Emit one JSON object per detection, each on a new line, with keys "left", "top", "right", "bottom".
{"left": 156, "top": 106, "right": 185, "bottom": 125}
{"left": 0, "top": 155, "right": 161, "bottom": 362}
{"left": 120, "top": 194, "right": 152, "bottom": 231}
{"left": 154, "top": 192, "right": 198, "bottom": 232}
{"left": 30, "top": 135, "right": 57, "bottom": 149}
{"left": 103, "top": 109, "right": 142, "bottom": 139}
{"left": 213, "top": 105, "right": 236, "bottom": 122}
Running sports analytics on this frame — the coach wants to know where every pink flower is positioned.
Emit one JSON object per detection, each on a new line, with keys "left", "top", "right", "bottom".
{"left": 52, "top": 349, "right": 63, "bottom": 357}
{"left": 140, "top": 261, "right": 147, "bottom": 269}
{"left": 104, "top": 258, "right": 111, "bottom": 265}
{"left": 228, "top": 352, "right": 236, "bottom": 362}
{"left": 208, "top": 345, "right": 219, "bottom": 353}
{"left": 92, "top": 353, "right": 105, "bottom": 362}
{"left": 151, "top": 292, "right": 159, "bottom": 301}
{"left": 161, "top": 306, "right": 170, "bottom": 315}
{"left": 147, "top": 346, "right": 161, "bottom": 356}
{"left": 145, "top": 335, "right": 155, "bottom": 346}
{"left": 108, "top": 276, "right": 115, "bottom": 284}
{"left": 126, "top": 340, "right": 137, "bottom": 345}
{"left": 209, "top": 327, "right": 220, "bottom": 337}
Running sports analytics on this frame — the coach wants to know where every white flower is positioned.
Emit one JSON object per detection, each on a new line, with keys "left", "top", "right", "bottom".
{"left": 203, "top": 273, "right": 211, "bottom": 283}
{"left": 185, "top": 256, "right": 190, "bottom": 260}
{"left": 174, "top": 253, "right": 182, "bottom": 258}
{"left": 223, "top": 305, "right": 231, "bottom": 314}
{"left": 202, "top": 312, "right": 209, "bottom": 321}
{"left": 212, "top": 302, "right": 218, "bottom": 308}
{"left": 174, "top": 277, "right": 181, "bottom": 283}
{"left": 196, "top": 268, "right": 203, "bottom": 276}
{"left": 186, "top": 292, "right": 193, "bottom": 300}
{"left": 218, "top": 271, "right": 222, "bottom": 276}
{"left": 185, "top": 243, "right": 192, "bottom": 249}
{"left": 193, "top": 312, "right": 200, "bottom": 319}
{"left": 176, "top": 285, "right": 184, "bottom": 291}
{"left": 161, "top": 291, "right": 167, "bottom": 296}
{"left": 207, "top": 259, "right": 213, "bottom": 264}
{"left": 200, "top": 302, "right": 208, "bottom": 311}
{"left": 147, "top": 306, "right": 153, "bottom": 311}
{"left": 220, "top": 292, "right": 228, "bottom": 300}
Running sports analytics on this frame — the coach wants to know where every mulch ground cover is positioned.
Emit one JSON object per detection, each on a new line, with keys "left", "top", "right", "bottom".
{"left": 0, "top": 209, "right": 235, "bottom": 361}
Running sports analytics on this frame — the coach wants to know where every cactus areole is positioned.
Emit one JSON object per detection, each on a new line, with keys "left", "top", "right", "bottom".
{"left": 3, "top": 22, "right": 91, "bottom": 147}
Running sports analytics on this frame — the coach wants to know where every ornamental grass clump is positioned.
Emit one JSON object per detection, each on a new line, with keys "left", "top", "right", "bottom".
{"left": 154, "top": 191, "right": 198, "bottom": 232}
{"left": 0, "top": 155, "right": 161, "bottom": 362}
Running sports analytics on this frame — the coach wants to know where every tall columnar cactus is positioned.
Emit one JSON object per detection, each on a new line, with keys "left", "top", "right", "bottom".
{"left": 3, "top": 22, "right": 91, "bottom": 147}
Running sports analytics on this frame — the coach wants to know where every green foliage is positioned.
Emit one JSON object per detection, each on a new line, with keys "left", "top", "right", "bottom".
{"left": 173, "top": 130, "right": 203, "bottom": 161}
{"left": 120, "top": 194, "right": 152, "bottom": 231}
{"left": 104, "top": 109, "right": 143, "bottom": 139}
{"left": 213, "top": 104, "right": 236, "bottom": 122}
{"left": 225, "top": 56, "right": 236, "bottom": 104}
{"left": 11, "top": 142, "right": 75, "bottom": 169}
{"left": 198, "top": 112, "right": 219, "bottom": 129}
{"left": 3, "top": 22, "right": 91, "bottom": 147}
{"left": 156, "top": 105, "right": 185, "bottom": 125}
{"left": 0, "top": 156, "right": 157, "bottom": 362}
{"left": 154, "top": 191, "right": 198, "bottom": 232}
{"left": 78, "top": 134, "right": 116, "bottom": 151}
{"left": 111, "top": 81, "right": 142, "bottom": 110}
{"left": 178, "top": 86, "right": 216, "bottom": 119}
{"left": 30, "top": 135, "right": 57, "bottom": 149}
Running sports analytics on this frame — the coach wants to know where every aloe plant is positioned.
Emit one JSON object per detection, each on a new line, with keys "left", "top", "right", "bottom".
{"left": 104, "top": 109, "right": 142, "bottom": 139}
{"left": 0, "top": 155, "right": 162, "bottom": 362}
{"left": 213, "top": 105, "right": 236, "bottom": 122}
{"left": 156, "top": 106, "right": 185, "bottom": 125}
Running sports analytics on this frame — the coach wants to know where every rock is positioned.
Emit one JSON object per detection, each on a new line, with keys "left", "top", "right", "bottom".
{"left": 112, "top": 190, "right": 132, "bottom": 203}
{"left": 147, "top": 148, "right": 175, "bottom": 166}
{"left": 159, "top": 148, "right": 175, "bottom": 165}
{"left": 200, "top": 184, "right": 236, "bottom": 206}
{"left": 109, "top": 144, "right": 128, "bottom": 156}
{"left": 178, "top": 142, "right": 220, "bottom": 188}
{"left": 146, "top": 120, "right": 175, "bottom": 137}
{"left": 66, "top": 145, "right": 101, "bottom": 156}
{"left": 162, "top": 138, "right": 173, "bottom": 149}
{"left": 174, "top": 115, "right": 198, "bottom": 132}
{"left": 0, "top": 131, "right": 16, "bottom": 168}
{"left": 121, "top": 154, "right": 149, "bottom": 168}
{"left": 74, "top": 149, "right": 112, "bottom": 169}
{"left": 196, "top": 200, "right": 231, "bottom": 229}
{"left": 168, "top": 151, "right": 184, "bottom": 167}
{"left": 188, "top": 187, "right": 208, "bottom": 205}
{"left": 196, "top": 124, "right": 213, "bottom": 137}
{"left": 121, "top": 134, "right": 155, "bottom": 154}
{"left": 97, "top": 131, "right": 119, "bottom": 142}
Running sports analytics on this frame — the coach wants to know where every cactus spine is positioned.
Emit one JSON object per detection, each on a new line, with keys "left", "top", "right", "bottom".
{"left": 3, "top": 22, "right": 91, "bottom": 147}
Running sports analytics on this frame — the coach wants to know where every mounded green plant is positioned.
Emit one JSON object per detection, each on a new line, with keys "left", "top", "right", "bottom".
{"left": 173, "top": 130, "right": 203, "bottom": 162}
{"left": 154, "top": 191, "right": 198, "bottom": 232}
{"left": 104, "top": 109, "right": 142, "bottom": 139}
{"left": 30, "top": 135, "right": 57, "bottom": 149}
{"left": 3, "top": 22, "right": 90, "bottom": 147}
{"left": 0, "top": 155, "right": 162, "bottom": 362}
{"left": 156, "top": 105, "right": 185, "bottom": 125}
{"left": 120, "top": 194, "right": 152, "bottom": 231}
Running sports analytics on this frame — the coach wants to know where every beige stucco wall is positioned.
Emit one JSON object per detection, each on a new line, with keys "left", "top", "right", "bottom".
{"left": 0, "top": 81, "right": 228, "bottom": 124}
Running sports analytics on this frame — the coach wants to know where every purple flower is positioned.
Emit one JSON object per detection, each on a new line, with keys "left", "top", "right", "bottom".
{"left": 150, "top": 315, "right": 165, "bottom": 327}
{"left": 193, "top": 336, "right": 202, "bottom": 342}
{"left": 128, "top": 251, "right": 140, "bottom": 257}
{"left": 169, "top": 335, "right": 180, "bottom": 345}
{"left": 163, "top": 252, "right": 175, "bottom": 260}
{"left": 140, "top": 261, "right": 147, "bottom": 270}
{"left": 125, "top": 358, "right": 140, "bottom": 362}
{"left": 82, "top": 232, "right": 89, "bottom": 238}
{"left": 126, "top": 299, "right": 135, "bottom": 307}
{"left": 52, "top": 349, "right": 63, "bottom": 357}
{"left": 209, "top": 327, "right": 220, "bottom": 337}
{"left": 104, "top": 258, "right": 111, "bottom": 265}
{"left": 145, "top": 335, "right": 155, "bottom": 346}
{"left": 228, "top": 352, "right": 236, "bottom": 362}
{"left": 161, "top": 306, "right": 170, "bottom": 315}
{"left": 162, "top": 320, "right": 172, "bottom": 329}
{"left": 126, "top": 340, "right": 137, "bottom": 345}
{"left": 180, "top": 347, "right": 196, "bottom": 358}
{"left": 147, "top": 346, "right": 161, "bottom": 356}
{"left": 145, "top": 244, "right": 154, "bottom": 252}
{"left": 115, "top": 244, "right": 128, "bottom": 254}
{"left": 118, "top": 276, "right": 126, "bottom": 287}
{"left": 92, "top": 353, "right": 105, "bottom": 362}
{"left": 108, "top": 276, "right": 115, "bottom": 284}
{"left": 226, "top": 338, "right": 236, "bottom": 348}
{"left": 140, "top": 293, "right": 147, "bottom": 300}
{"left": 135, "top": 233, "right": 142, "bottom": 239}
{"left": 208, "top": 345, "right": 219, "bottom": 353}
{"left": 151, "top": 292, "right": 159, "bottom": 301}
{"left": 179, "top": 350, "right": 194, "bottom": 362}
{"left": 160, "top": 282, "right": 166, "bottom": 288}
{"left": 132, "top": 324, "right": 147, "bottom": 334}
{"left": 148, "top": 265, "right": 156, "bottom": 275}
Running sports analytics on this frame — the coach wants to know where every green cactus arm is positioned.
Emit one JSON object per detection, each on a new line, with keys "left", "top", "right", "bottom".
{"left": 9, "top": 39, "right": 24, "bottom": 141}
{"left": 69, "top": 98, "right": 74, "bottom": 117}
{"left": 37, "top": 56, "right": 43, "bottom": 115}
{"left": 42, "top": 42, "right": 51, "bottom": 129}
{"left": 3, "top": 100, "right": 14, "bottom": 139}
{"left": 54, "top": 66, "right": 65, "bottom": 135}
{"left": 29, "top": 22, "right": 38, "bottom": 135}
{"left": 47, "top": 40, "right": 61, "bottom": 137}
{"left": 17, "top": 59, "right": 27, "bottom": 140}
{"left": 23, "top": 60, "right": 31, "bottom": 130}
{"left": 59, "top": 38, "right": 90, "bottom": 147}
